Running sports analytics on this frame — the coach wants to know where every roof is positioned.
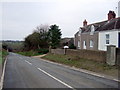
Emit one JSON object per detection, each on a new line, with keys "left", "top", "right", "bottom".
{"left": 80, "top": 17, "right": 120, "bottom": 33}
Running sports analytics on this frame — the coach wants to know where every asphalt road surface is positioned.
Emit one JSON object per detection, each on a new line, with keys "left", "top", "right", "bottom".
{"left": 3, "top": 52, "right": 119, "bottom": 89}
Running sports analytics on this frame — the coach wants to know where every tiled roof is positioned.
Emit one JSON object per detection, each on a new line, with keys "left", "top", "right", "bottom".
{"left": 81, "top": 17, "right": 120, "bottom": 33}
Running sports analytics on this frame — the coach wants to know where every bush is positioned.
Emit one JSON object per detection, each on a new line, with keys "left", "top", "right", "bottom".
{"left": 69, "top": 44, "right": 76, "bottom": 49}
{"left": 37, "top": 49, "right": 49, "bottom": 54}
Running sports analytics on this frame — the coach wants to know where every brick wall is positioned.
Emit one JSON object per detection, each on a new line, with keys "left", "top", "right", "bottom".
{"left": 51, "top": 49, "right": 106, "bottom": 62}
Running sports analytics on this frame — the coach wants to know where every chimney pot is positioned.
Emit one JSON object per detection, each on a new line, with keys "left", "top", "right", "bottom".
{"left": 108, "top": 10, "right": 116, "bottom": 20}
{"left": 83, "top": 19, "right": 87, "bottom": 27}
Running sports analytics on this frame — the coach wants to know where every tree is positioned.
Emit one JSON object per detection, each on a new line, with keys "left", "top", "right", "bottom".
{"left": 34, "top": 24, "right": 49, "bottom": 48}
{"left": 48, "top": 24, "right": 62, "bottom": 48}
{"left": 24, "top": 32, "right": 40, "bottom": 50}
{"left": 24, "top": 24, "right": 49, "bottom": 50}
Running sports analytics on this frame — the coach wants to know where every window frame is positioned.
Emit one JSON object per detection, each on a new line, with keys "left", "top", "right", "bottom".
{"left": 78, "top": 41, "right": 80, "bottom": 48}
{"left": 90, "top": 40, "right": 94, "bottom": 48}
{"left": 105, "top": 34, "right": 110, "bottom": 45}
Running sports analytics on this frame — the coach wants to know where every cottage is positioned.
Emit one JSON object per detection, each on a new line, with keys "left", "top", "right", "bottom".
{"left": 74, "top": 11, "right": 120, "bottom": 51}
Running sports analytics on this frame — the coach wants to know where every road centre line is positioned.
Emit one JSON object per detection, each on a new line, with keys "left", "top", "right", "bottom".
{"left": 37, "top": 67, "right": 75, "bottom": 89}
{"left": 25, "top": 60, "right": 32, "bottom": 65}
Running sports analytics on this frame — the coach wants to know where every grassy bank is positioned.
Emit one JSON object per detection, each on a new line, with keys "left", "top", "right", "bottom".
{"left": 0, "top": 50, "right": 8, "bottom": 64}
{"left": 42, "top": 53, "right": 118, "bottom": 77}
{"left": 17, "top": 49, "right": 49, "bottom": 56}
{"left": 0, "top": 51, "right": 2, "bottom": 64}
{"left": 17, "top": 51, "right": 42, "bottom": 56}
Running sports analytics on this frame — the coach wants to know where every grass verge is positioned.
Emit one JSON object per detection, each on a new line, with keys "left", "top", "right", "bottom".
{"left": 17, "top": 49, "right": 49, "bottom": 56}
{"left": 42, "top": 53, "right": 118, "bottom": 77}
{"left": 0, "top": 49, "right": 8, "bottom": 64}
{"left": 17, "top": 50, "right": 43, "bottom": 56}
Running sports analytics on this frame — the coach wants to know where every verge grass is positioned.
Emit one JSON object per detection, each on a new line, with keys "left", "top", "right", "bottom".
{"left": 0, "top": 50, "right": 8, "bottom": 64}
{"left": 17, "top": 51, "right": 41, "bottom": 56}
{"left": 42, "top": 53, "right": 118, "bottom": 77}
{"left": 0, "top": 51, "right": 2, "bottom": 64}
{"left": 17, "top": 49, "right": 49, "bottom": 56}
{"left": 17, "top": 50, "right": 43, "bottom": 56}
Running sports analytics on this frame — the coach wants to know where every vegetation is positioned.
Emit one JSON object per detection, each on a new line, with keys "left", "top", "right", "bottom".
{"left": 2, "top": 41, "right": 24, "bottom": 52}
{"left": 17, "top": 49, "right": 49, "bottom": 56}
{"left": 0, "top": 49, "right": 8, "bottom": 64}
{"left": 0, "top": 51, "right": 2, "bottom": 64}
{"left": 42, "top": 53, "right": 118, "bottom": 77}
{"left": 17, "top": 51, "right": 41, "bottom": 56}
{"left": 24, "top": 24, "right": 62, "bottom": 50}
{"left": 24, "top": 25, "right": 49, "bottom": 50}
{"left": 69, "top": 44, "right": 76, "bottom": 49}
{"left": 48, "top": 24, "right": 62, "bottom": 48}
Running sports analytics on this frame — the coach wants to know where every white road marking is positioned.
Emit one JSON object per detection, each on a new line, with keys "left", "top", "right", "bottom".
{"left": 0, "top": 57, "right": 7, "bottom": 89}
{"left": 113, "top": 79, "right": 120, "bottom": 82}
{"left": 78, "top": 69, "right": 105, "bottom": 78}
{"left": 25, "top": 60, "right": 32, "bottom": 65}
{"left": 37, "top": 67, "right": 74, "bottom": 89}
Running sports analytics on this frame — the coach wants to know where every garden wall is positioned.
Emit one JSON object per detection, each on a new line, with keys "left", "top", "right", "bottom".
{"left": 51, "top": 49, "right": 106, "bottom": 62}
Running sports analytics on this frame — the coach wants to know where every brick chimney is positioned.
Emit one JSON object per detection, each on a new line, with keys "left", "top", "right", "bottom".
{"left": 83, "top": 19, "right": 87, "bottom": 27}
{"left": 108, "top": 10, "right": 116, "bottom": 20}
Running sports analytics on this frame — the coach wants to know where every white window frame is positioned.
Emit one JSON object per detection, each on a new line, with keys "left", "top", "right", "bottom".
{"left": 78, "top": 41, "right": 80, "bottom": 48}
{"left": 105, "top": 34, "right": 110, "bottom": 45}
{"left": 78, "top": 28, "right": 82, "bottom": 36}
{"left": 83, "top": 41, "right": 86, "bottom": 49}
{"left": 90, "top": 40, "right": 94, "bottom": 48}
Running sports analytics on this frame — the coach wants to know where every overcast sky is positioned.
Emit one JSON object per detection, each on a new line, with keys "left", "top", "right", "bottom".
{"left": 1, "top": 0, "right": 120, "bottom": 41}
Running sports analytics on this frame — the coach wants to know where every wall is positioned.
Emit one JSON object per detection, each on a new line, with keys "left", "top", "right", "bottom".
{"left": 51, "top": 49, "right": 106, "bottom": 62}
{"left": 98, "top": 30, "right": 120, "bottom": 51}
{"left": 81, "top": 32, "right": 98, "bottom": 50}
{"left": 74, "top": 31, "right": 98, "bottom": 50}
{"left": 118, "top": 1, "right": 120, "bottom": 17}
{"left": 74, "top": 32, "right": 81, "bottom": 49}
{"left": 116, "top": 48, "right": 120, "bottom": 66}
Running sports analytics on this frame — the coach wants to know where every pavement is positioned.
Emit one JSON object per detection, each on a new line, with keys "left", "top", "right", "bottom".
{"left": 2, "top": 52, "right": 120, "bottom": 89}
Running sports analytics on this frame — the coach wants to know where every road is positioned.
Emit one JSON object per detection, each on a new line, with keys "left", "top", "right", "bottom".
{"left": 3, "top": 52, "right": 119, "bottom": 89}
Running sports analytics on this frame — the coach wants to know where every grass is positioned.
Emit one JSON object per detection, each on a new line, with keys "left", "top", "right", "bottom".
{"left": 17, "top": 49, "right": 49, "bottom": 56}
{"left": 17, "top": 50, "right": 43, "bottom": 56}
{"left": 42, "top": 53, "right": 118, "bottom": 77}
{"left": 0, "top": 51, "right": 2, "bottom": 64}
{"left": 0, "top": 49, "right": 8, "bottom": 64}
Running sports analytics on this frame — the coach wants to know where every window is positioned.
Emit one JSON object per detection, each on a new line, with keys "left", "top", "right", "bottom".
{"left": 78, "top": 41, "right": 80, "bottom": 48}
{"left": 106, "top": 34, "right": 110, "bottom": 44}
{"left": 90, "top": 40, "right": 93, "bottom": 47}
{"left": 78, "top": 28, "right": 82, "bottom": 36}
{"left": 90, "top": 25, "right": 95, "bottom": 35}
{"left": 83, "top": 41, "right": 86, "bottom": 49}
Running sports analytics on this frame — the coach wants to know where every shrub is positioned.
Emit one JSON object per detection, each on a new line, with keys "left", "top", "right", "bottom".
{"left": 37, "top": 49, "right": 49, "bottom": 54}
{"left": 69, "top": 44, "right": 76, "bottom": 49}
